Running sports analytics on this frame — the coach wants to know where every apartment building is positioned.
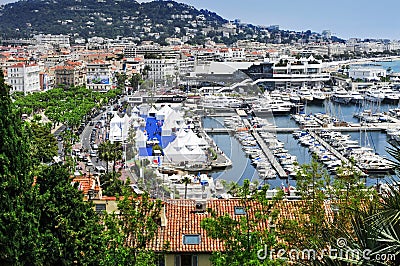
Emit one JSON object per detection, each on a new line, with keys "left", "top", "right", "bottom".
{"left": 7, "top": 63, "right": 40, "bottom": 93}
{"left": 54, "top": 61, "right": 86, "bottom": 87}
{"left": 86, "top": 60, "right": 114, "bottom": 91}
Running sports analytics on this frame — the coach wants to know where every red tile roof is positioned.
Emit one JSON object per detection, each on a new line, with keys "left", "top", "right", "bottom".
{"left": 150, "top": 199, "right": 269, "bottom": 253}
{"left": 71, "top": 175, "right": 100, "bottom": 196}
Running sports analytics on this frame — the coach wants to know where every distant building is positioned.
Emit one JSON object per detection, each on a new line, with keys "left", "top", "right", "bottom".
{"left": 349, "top": 68, "right": 386, "bottom": 81}
{"left": 33, "top": 34, "right": 70, "bottom": 47}
{"left": 54, "top": 61, "right": 86, "bottom": 87}
{"left": 7, "top": 63, "right": 40, "bottom": 93}
{"left": 322, "top": 30, "right": 331, "bottom": 39}
{"left": 86, "top": 60, "right": 114, "bottom": 91}
{"left": 144, "top": 58, "right": 179, "bottom": 86}
{"left": 241, "top": 56, "right": 330, "bottom": 90}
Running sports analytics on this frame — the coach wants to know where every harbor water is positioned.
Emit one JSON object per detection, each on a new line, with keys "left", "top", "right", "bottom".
{"left": 203, "top": 100, "right": 400, "bottom": 188}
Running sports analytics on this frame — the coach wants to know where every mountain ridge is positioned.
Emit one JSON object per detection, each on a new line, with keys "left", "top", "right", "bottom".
{"left": 0, "top": 0, "right": 341, "bottom": 44}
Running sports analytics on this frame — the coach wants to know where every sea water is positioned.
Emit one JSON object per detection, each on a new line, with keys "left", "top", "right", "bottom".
{"left": 203, "top": 100, "right": 400, "bottom": 188}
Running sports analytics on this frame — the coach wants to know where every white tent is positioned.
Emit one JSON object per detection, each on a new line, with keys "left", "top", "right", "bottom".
{"left": 156, "top": 105, "right": 173, "bottom": 121}
{"left": 165, "top": 109, "right": 184, "bottom": 125}
{"left": 109, "top": 124, "right": 123, "bottom": 143}
{"left": 163, "top": 144, "right": 206, "bottom": 164}
{"left": 163, "top": 129, "right": 207, "bottom": 164}
{"left": 161, "top": 118, "right": 179, "bottom": 136}
{"left": 148, "top": 106, "right": 158, "bottom": 117}
{"left": 110, "top": 114, "right": 124, "bottom": 130}
{"left": 135, "top": 129, "right": 147, "bottom": 148}
{"left": 131, "top": 106, "right": 140, "bottom": 116}
{"left": 109, "top": 113, "right": 130, "bottom": 143}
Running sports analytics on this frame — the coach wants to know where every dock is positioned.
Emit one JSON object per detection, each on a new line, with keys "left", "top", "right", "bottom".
{"left": 205, "top": 125, "right": 385, "bottom": 134}
{"left": 204, "top": 128, "right": 234, "bottom": 133}
{"left": 307, "top": 131, "right": 365, "bottom": 175}
{"left": 242, "top": 118, "right": 288, "bottom": 179}
{"left": 251, "top": 129, "right": 288, "bottom": 178}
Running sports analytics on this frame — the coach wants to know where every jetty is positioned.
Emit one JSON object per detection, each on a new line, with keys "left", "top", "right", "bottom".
{"left": 251, "top": 129, "right": 288, "bottom": 178}
{"left": 205, "top": 125, "right": 385, "bottom": 134}
{"left": 307, "top": 131, "right": 365, "bottom": 175}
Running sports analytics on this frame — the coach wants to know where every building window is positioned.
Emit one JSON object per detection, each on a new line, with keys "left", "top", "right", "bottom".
{"left": 174, "top": 255, "right": 198, "bottom": 266}
{"left": 234, "top": 206, "right": 246, "bottom": 215}
{"left": 183, "top": 234, "right": 200, "bottom": 245}
{"left": 95, "top": 204, "right": 106, "bottom": 213}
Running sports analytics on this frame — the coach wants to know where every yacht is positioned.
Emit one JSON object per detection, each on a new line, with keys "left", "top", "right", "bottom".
{"left": 311, "top": 89, "right": 326, "bottom": 102}
{"left": 251, "top": 97, "right": 294, "bottom": 116}
{"left": 331, "top": 87, "right": 352, "bottom": 104}
{"left": 289, "top": 92, "right": 301, "bottom": 102}
{"left": 297, "top": 86, "right": 314, "bottom": 102}
{"left": 349, "top": 90, "right": 364, "bottom": 104}
{"left": 364, "top": 88, "right": 385, "bottom": 103}
{"left": 201, "top": 95, "right": 243, "bottom": 109}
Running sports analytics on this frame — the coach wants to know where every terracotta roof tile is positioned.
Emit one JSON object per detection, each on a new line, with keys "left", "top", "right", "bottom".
{"left": 150, "top": 198, "right": 269, "bottom": 253}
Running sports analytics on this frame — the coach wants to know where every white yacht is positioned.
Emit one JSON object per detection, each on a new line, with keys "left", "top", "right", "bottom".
{"left": 311, "top": 89, "right": 326, "bottom": 102}
{"left": 364, "top": 88, "right": 385, "bottom": 103}
{"left": 297, "top": 86, "right": 314, "bottom": 102}
{"left": 201, "top": 95, "right": 243, "bottom": 109}
{"left": 331, "top": 87, "right": 352, "bottom": 104}
{"left": 349, "top": 90, "right": 364, "bottom": 104}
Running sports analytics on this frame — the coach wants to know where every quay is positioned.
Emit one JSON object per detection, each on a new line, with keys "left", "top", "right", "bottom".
{"left": 256, "top": 126, "right": 384, "bottom": 133}
{"left": 241, "top": 118, "right": 288, "bottom": 179}
{"left": 205, "top": 125, "right": 384, "bottom": 134}
{"left": 204, "top": 128, "right": 235, "bottom": 133}
{"left": 307, "top": 131, "right": 365, "bottom": 175}
{"left": 251, "top": 129, "right": 288, "bottom": 178}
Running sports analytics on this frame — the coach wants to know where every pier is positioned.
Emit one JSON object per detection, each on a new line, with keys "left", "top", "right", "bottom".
{"left": 204, "top": 128, "right": 234, "bottom": 133}
{"left": 251, "top": 129, "right": 288, "bottom": 178}
{"left": 256, "top": 126, "right": 384, "bottom": 133}
{"left": 307, "top": 131, "right": 365, "bottom": 175}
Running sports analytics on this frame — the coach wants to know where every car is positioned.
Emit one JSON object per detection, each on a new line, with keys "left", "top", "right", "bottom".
{"left": 57, "top": 136, "right": 63, "bottom": 141}
{"left": 86, "top": 161, "right": 93, "bottom": 167}
{"left": 83, "top": 156, "right": 88, "bottom": 162}
{"left": 89, "top": 121, "right": 94, "bottom": 126}
{"left": 90, "top": 151, "right": 97, "bottom": 157}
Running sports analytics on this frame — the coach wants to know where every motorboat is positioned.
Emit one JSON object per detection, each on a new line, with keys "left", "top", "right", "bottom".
{"left": 331, "top": 87, "right": 352, "bottom": 104}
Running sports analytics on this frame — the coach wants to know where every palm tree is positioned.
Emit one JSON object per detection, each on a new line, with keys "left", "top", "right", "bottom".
{"left": 141, "top": 65, "right": 151, "bottom": 80}
{"left": 98, "top": 140, "right": 113, "bottom": 174}
{"left": 181, "top": 175, "right": 191, "bottom": 199}
{"left": 111, "top": 142, "right": 123, "bottom": 175}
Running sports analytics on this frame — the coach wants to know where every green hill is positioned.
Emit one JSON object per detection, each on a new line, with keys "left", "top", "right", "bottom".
{"left": 0, "top": 0, "right": 226, "bottom": 42}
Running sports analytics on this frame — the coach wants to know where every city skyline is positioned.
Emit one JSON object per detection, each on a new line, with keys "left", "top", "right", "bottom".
{"left": 1, "top": 0, "right": 400, "bottom": 40}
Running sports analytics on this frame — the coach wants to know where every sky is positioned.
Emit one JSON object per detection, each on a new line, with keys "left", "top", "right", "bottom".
{"left": 1, "top": 0, "right": 400, "bottom": 40}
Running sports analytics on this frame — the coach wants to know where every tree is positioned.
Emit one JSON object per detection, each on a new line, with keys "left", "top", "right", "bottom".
{"left": 29, "top": 121, "right": 58, "bottom": 164}
{"left": 130, "top": 73, "right": 142, "bottom": 91}
{"left": 34, "top": 165, "right": 105, "bottom": 265}
{"left": 98, "top": 140, "right": 114, "bottom": 174}
{"left": 100, "top": 189, "right": 163, "bottom": 265}
{"left": 201, "top": 180, "right": 284, "bottom": 265}
{"left": 181, "top": 175, "right": 191, "bottom": 199}
{"left": 0, "top": 70, "right": 40, "bottom": 264}
{"left": 141, "top": 65, "right": 152, "bottom": 80}
{"left": 116, "top": 72, "right": 127, "bottom": 89}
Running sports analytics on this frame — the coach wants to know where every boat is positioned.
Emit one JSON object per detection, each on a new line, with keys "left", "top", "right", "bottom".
{"left": 349, "top": 90, "right": 364, "bottom": 104}
{"left": 331, "top": 87, "right": 352, "bottom": 104}
{"left": 311, "top": 89, "right": 326, "bottom": 102}
{"left": 297, "top": 86, "right": 314, "bottom": 102}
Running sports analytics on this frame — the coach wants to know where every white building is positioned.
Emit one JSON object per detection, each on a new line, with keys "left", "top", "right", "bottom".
{"left": 144, "top": 58, "right": 178, "bottom": 86}
{"left": 33, "top": 34, "right": 70, "bottom": 47}
{"left": 86, "top": 60, "right": 114, "bottom": 91}
{"left": 349, "top": 68, "right": 386, "bottom": 81}
{"left": 7, "top": 63, "right": 40, "bottom": 94}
